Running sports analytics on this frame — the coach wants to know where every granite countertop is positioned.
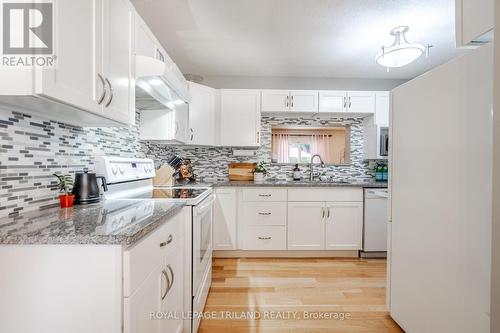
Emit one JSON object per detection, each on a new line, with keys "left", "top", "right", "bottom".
{"left": 211, "top": 179, "right": 388, "bottom": 188}
{"left": 0, "top": 199, "right": 185, "bottom": 246}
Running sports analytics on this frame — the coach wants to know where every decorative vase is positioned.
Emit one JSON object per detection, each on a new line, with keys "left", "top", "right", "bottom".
{"left": 59, "top": 194, "right": 75, "bottom": 208}
{"left": 253, "top": 172, "right": 265, "bottom": 183}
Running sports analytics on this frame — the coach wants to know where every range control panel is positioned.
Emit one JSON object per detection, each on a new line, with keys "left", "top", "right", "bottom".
{"left": 94, "top": 157, "right": 156, "bottom": 184}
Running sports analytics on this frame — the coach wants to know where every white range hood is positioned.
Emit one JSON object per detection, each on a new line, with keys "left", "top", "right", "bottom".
{"left": 135, "top": 55, "right": 190, "bottom": 110}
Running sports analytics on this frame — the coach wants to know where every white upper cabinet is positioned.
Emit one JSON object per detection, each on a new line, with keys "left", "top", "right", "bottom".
{"left": 0, "top": 0, "right": 135, "bottom": 127}
{"left": 262, "top": 90, "right": 318, "bottom": 113}
{"left": 346, "top": 91, "right": 376, "bottom": 113}
{"left": 319, "top": 91, "right": 347, "bottom": 113}
{"left": 318, "top": 91, "right": 375, "bottom": 114}
{"left": 262, "top": 90, "right": 292, "bottom": 112}
{"left": 188, "top": 82, "right": 216, "bottom": 146}
{"left": 455, "top": 0, "right": 494, "bottom": 47}
{"left": 324, "top": 202, "right": 363, "bottom": 250}
{"left": 289, "top": 90, "right": 318, "bottom": 112}
{"left": 39, "top": 0, "right": 101, "bottom": 116}
{"left": 374, "top": 91, "right": 390, "bottom": 126}
{"left": 218, "top": 89, "right": 261, "bottom": 147}
{"left": 101, "top": 0, "right": 134, "bottom": 124}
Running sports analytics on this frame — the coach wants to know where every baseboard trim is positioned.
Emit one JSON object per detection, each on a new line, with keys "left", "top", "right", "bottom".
{"left": 213, "top": 250, "right": 360, "bottom": 258}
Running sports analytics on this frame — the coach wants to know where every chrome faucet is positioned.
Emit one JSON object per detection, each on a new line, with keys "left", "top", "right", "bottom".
{"left": 309, "top": 154, "right": 325, "bottom": 181}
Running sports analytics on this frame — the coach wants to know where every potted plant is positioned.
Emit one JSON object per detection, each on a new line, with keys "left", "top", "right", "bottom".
{"left": 54, "top": 174, "right": 74, "bottom": 208}
{"left": 253, "top": 161, "right": 268, "bottom": 183}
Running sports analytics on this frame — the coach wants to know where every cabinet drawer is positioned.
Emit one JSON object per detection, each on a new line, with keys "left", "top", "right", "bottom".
{"left": 243, "top": 226, "right": 287, "bottom": 250}
{"left": 288, "top": 188, "right": 363, "bottom": 202}
{"left": 123, "top": 210, "right": 184, "bottom": 297}
{"left": 241, "top": 188, "right": 287, "bottom": 202}
{"left": 242, "top": 202, "right": 287, "bottom": 226}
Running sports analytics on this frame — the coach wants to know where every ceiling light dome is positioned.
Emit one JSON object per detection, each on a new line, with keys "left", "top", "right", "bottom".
{"left": 376, "top": 26, "right": 428, "bottom": 69}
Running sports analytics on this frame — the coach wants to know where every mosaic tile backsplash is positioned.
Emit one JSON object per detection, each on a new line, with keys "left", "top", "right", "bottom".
{"left": 0, "top": 109, "right": 381, "bottom": 218}
{"left": 0, "top": 108, "right": 142, "bottom": 218}
{"left": 143, "top": 115, "right": 380, "bottom": 182}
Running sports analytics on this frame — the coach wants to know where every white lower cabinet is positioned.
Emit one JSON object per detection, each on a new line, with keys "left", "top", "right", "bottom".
{"left": 213, "top": 188, "right": 238, "bottom": 250}
{"left": 325, "top": 202, "right": 363, "bottom": 250}
{"left": 287, "top": 200, "right": 363, "bottom": 251}
{"left": 287, "top": 202, "right": 325, "bottom": 250}
{"left": 124, "top": 210, "right": 185, "bottom": 333}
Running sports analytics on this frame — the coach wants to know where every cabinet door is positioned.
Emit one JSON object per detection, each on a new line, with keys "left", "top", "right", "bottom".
{"left": 287, "top": 202, "right": 325, "bottom": 250}
{"left": 213, "top": 188, "right": 237, "bottom": 250}
{"left": 124, "top": 264, "right": 162, "bottom": 333}
{"left": 101, "top": 0, "right": 134, "bottom": 125}
{"left": 219, "top": 90, "right": 261, "bottom": 147}
{"left": 346, "top": 91, "right": 375, "bottom": 113}
{"left": 261, "top": 90, "right": 290, "bottom": 112}
{"left": 39, "top": 0, "right": 102, "bottom": 115}
{"left": 289, "top": 90, "right": 318, "bottom": 112}
{"left": 188, "top": 82, "right": 215, "bottom": 146}
{"left": 375, "top": 92, "right": 390, "bottom": 126}
{"left": 160, "top": 249, "right": 184, "bottom": 333}
{"left": 325, "top": 202, "right": 363, "bottom": 250}
{"left": 456, "top": 0, "right": 493, "bottom": 46}
{"left": 173, "top": 103, "right": 189, "bottom": 143}
{"left": 319, "top": 91, "right": 347, "bottom": 113}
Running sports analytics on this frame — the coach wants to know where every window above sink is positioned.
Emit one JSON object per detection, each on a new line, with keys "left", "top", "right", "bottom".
{"left": 271, "top": 126, "right": 351, "bottom": 165}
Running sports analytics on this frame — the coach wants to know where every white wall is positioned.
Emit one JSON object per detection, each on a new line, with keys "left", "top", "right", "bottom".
{"left": 491, "top": 2, "right": 500, "bottom": 332}
{"left": 201, "top": 75, "right": 407, "bottom": 91}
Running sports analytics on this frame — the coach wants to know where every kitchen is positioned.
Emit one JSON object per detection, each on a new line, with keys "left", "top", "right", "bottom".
{"left": 0, "top": 1, "right": 498, "bottom": 333}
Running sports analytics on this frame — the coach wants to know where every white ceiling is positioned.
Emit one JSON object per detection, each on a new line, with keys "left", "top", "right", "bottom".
{"left": 131, "top": 0, "right": 463, "bottom": 79}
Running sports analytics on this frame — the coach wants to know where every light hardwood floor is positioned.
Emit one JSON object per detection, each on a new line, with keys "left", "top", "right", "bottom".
{"left": 199, "top": 258, "right": 404, "bottom": 333}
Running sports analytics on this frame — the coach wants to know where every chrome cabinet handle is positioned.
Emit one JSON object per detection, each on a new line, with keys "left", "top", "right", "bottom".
{"left": 258, "top": 212, "right": 271, "bottom": 216}
{"left": 322, "top": 208, "right": 325, "bottom": 219}
{"left": 258, "top": 194, "right": 271, "bottom": 197}
{"left": 327, "top": 208, "right": 330, "bottom": 218}
{"left": 190, "top": 128, "right": 194, "bottom": 141}
{"left": 256, "top": 131, "right": 260, "bottom": 144}
{"left": 258, "top": 236, "right": 272, "bottom": 240}
{"left": 161, "top": 269, "right": 170, "bottom": 300}
{"left": 285, "top": 95, "right": 289, "bottom": 108}
{"left": 348, "top": 97, "right": 352, "bottom": 108}
{"left": 343, "top": 96, "right": 347, "bottom": 109}
{"left": 166, "top": 264, "right": 174, "bottom": 293}
{"left": 97, "top": 74, "right": 106, "bottom": 104}
{"left": 160, "top": 234, "right": 173, "bottom": 247}
{"left": 104, "top": 78, "right": 113, "bottom": 107}
{"left": 291, "top": 95, "right": 294, "bottom": 108}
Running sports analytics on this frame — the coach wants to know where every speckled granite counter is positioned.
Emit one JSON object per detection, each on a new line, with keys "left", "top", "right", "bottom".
{"left": 211, "top": 180, "right": 388, "bottom": 188}
{"left": 0, "top": 200, "right": 184, "bottom": 246}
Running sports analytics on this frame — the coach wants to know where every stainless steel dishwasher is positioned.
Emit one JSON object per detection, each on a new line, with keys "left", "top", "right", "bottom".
{"left": 361, "top": 188, "right": 388, "bottom": 258}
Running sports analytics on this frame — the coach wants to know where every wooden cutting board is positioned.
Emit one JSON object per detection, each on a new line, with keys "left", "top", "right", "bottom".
{"left": 228, "top": 163, "right": 256, "bottom": 181}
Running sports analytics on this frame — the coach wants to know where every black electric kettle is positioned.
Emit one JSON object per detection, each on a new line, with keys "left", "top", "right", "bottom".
{"left": 72, "top": 171, "right": 108, "bottom": 205}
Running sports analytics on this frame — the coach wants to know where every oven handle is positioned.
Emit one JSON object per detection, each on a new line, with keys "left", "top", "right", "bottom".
{"left": 195, "top": 194, "right": 216, "bottom": 215}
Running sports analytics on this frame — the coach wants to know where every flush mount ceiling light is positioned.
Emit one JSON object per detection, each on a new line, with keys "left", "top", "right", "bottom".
{"left": 376, "top": 26, "right": 430, "bottom": 70}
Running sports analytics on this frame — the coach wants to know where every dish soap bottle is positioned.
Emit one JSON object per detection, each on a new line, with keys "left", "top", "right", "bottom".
{"left": 293, "top": 164, "right": 301, "bottom": 181}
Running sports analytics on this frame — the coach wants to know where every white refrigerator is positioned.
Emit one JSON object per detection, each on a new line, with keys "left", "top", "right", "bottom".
{"left": 389, "top": 43, "right": 493, "bottom": 332}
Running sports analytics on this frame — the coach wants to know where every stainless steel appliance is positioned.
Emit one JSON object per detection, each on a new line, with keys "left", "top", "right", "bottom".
{"left": 94, "top": 156, "right": 213, "bottom": 333}
{"left": 361, "top": 188, "right": 388, "bottom": 258}
{"left": 379, "top": 126, "right": 389, "bottom": 157}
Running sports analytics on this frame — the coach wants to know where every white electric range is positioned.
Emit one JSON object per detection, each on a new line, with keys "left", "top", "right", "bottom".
{"left": 94, "top": 156, "right": 213, "bottom": 333}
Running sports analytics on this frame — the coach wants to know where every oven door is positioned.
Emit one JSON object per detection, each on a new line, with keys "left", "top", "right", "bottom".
{"left": 193, "top": 194, "right": 214, "bottom": 296}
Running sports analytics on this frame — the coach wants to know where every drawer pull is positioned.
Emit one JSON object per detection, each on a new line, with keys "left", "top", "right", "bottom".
{"left": 161, "top": 269, "right": 170, "bottom": 300}
{"left": 258, "top": 236, "right": 272, "bottom": 240}
{"left": 160, "top": 234, "right": 173, "bottom": 247}
{"left": 258, "top": 212, "right": 271, "bottom": 216}
{"left": 258, "top": 194, "right": 271, "bottom": 197}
